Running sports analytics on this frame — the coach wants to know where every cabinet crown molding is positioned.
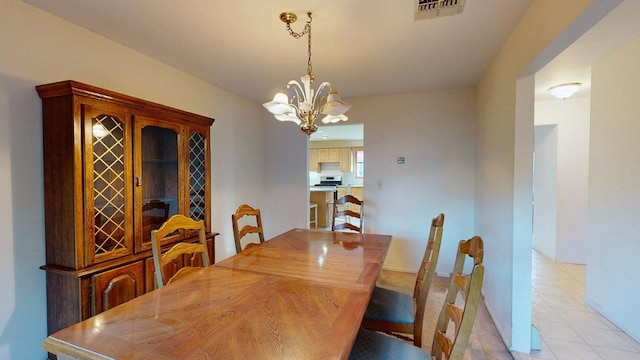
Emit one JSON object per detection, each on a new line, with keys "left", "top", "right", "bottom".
{"left": 36, "top": 80, "right": 214, "bottom": 127}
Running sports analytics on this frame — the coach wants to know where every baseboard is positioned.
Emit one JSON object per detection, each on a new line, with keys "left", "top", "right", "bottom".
{"left": 481, "top": 290, "right": 514, "bottom": 352}
{"left": 584, "top": 296, "right": 640, "bottom": 344}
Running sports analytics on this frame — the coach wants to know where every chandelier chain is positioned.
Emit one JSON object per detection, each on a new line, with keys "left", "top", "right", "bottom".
{"left": 285, "top": 12, "right": 313, "bottom": 78}
{"left": 307, "top": 20, "right": 312, "bottom": 77}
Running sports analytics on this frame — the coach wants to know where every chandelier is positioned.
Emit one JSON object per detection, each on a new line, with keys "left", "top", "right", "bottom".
{"left": 262, "top": 12, "right": 351, "bottom": 137}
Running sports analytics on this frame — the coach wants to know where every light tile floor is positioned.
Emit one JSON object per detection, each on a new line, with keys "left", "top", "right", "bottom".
{"left": 379, "top": 250, "right": 640, "bottom": 360}
{"left": 514, "top": 250, "right": 640, "bottom": 360}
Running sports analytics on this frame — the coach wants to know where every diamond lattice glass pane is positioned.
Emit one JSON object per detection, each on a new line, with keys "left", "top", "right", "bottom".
{"left": 93, "top": 115, "right": 126, "bottom": 255}
{"left": 189, "top": 133, "right": 206, "bottom": 220}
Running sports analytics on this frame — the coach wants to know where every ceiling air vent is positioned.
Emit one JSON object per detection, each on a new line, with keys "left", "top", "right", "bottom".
{"left": 415, "top": 0, "right": 466, "bottom": 21}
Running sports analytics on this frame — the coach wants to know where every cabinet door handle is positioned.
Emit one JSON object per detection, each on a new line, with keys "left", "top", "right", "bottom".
{"left": 135, "top": 176, "right": 141, "bottom": 187}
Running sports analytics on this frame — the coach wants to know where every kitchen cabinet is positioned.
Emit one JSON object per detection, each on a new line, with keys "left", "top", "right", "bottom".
{"left": 37, "top": 80, "right": 217, "bottom": 340}
{"left": 328, "top": 148, "right": 340, "bottom": 162}
{"left": 317, "top": 148, "right": 328, "bottom": 162}
{"left": 309, "top": 149, "right": 319, "bottom": 172}
{"left": 317, "top": 148, "right": 340, "bottom": 163}
{"left": 313, "top": 147, "right": 350, "bottom": 170}
{"left": 310, "top": 147, "right": 355, "bottom": 174}
{"left": 340, "top": 148, "right": 352, "bottom": 172}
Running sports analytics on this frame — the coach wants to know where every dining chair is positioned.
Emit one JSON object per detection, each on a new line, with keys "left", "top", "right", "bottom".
{"left": 344, "top": 184, "right": 353, "bottom": 223}
{"left": 331, "top": 194, "right": 364, "bottom": 233}
{"left": 431, "top": 236, "right": 484, "bottom": 360}
{"left": 231, "top": 204, "right": 265, "bottom": 253}
{"left": 349, "top": 328, "right": 431, "bottom": 360}
{"left": 142, "top": 200, "right": 170, "bottom": 221}
{"left": 361, "top": 213, "right": 445, "bottom": 347}
{"left": 350, "top": 235, "right": 485, "bottom": 360}
{"left": 150, "top": 214, "right": 209, "bottom": 288}
{"left": 142, "top": 200, "right": 170, "bottom": 239}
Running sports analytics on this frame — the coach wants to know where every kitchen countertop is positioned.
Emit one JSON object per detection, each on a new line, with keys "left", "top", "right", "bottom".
{"left": 309, "top": 185, "right": 363, "bottom": 191}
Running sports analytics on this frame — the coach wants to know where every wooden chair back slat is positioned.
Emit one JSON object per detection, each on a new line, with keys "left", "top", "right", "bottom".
{"left": 444, "top": 303, "right": 464, "bottom": 331}
{"left": 331, "top": 195, "right": 364, "bottom": 233}
{"left": 435, "top": 332, "right": 454, "bottom": 359}
{"left": 150, "top": 214, "right": 209, "bottom": 288}
{"left": 231, "top": 204, "right": 265, "bottom": 253}
{"left": 431, "top": 236, "right": 485, "bottom": 360}
{"left": 453, "top": 273, "right": 471, "bottom": 293}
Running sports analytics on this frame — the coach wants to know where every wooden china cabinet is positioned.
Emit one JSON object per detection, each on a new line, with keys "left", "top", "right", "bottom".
{"left": 37, "top": 81, "right": 217, "bottom": 340}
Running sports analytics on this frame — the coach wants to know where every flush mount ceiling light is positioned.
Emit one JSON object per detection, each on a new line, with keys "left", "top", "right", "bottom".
{"left": 548, "top": 82, "right": 582, "bottom": 99}
{"left": 262, "top": 12, "right": 351, "bottom": 137}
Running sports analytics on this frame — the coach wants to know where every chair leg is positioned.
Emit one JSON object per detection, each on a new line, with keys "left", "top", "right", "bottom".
{"left": 310, "top": 203, "right": 318, "bottom": 228}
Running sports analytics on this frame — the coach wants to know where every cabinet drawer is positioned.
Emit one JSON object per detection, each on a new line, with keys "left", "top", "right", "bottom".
{"left": 92, "top": 261, "right": 144, "bottom": 315}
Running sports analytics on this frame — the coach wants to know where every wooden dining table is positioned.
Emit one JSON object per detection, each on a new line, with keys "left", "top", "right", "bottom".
{"left": 42, "top": 228, "right": 392, "bottom": 359}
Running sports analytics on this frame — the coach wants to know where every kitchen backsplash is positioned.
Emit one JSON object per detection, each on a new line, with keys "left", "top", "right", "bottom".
{"left": 310, "top": 163, "right": 364, "bottom": 186}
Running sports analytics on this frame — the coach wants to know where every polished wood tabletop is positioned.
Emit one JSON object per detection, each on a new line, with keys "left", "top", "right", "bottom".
{"left": 42, "top": 228, "right": 392, "bottom": 359}
{"left": 216, "top": 228, "right": 391, "bottom": 287}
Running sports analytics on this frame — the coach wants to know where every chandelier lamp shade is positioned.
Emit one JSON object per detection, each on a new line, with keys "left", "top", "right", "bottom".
{"left": 262, "top": 12, "right": 351, "bottom": 136}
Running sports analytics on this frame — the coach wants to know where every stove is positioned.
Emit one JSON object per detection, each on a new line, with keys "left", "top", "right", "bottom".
{"left": 313, "top": 175, "right": 342, "bottom": 201}
{"left": 314, "top": 175, "right": 343, "bottom": 187}
{"left": 312, "top": 176, "right": 342, "bottom": 200}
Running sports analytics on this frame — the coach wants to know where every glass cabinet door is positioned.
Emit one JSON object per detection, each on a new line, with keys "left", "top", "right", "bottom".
{"left": 84, "top": 105, "right": 134, "bottom": 265}
{"left": 188, "top": 128, "right": 209, "bottom": 225}
{"left": 135, "top": 118, "right": 184, "bottom": 251}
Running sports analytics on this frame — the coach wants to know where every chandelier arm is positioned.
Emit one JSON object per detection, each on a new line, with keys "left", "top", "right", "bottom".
{"left": 288, "top": 103, "right": 301, "bottom": 120}
{"left": 286, "top": 80, "right": 307, "bottom": 104}
{"left": 311, "top": 82, "right": 335, "bottom": 106}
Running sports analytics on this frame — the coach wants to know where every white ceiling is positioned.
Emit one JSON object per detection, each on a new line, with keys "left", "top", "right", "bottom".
{"left": 536, "top": 0, "right": 640, "bottom": 101}
{"left": 20, "top": 0, "right": 640, "bottom": 138}
{"left": 21, "top": 0, "right": 533, "bottom": 104}
{"left": 310, "top": 124, "right": 364, "bottom": 142}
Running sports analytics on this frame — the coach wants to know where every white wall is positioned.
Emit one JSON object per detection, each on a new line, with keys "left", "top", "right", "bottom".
{"left": 588, "top": 36, "right": 640, "bottom": 342}
{"left": 475, "top": 0, "right": 619, "bottom": 352}
{"left": 534, "top": 97, "right": 591, "bottom": 264}
{"left": 533, "top": 125, "right": 559, "bottom": 260}
{"left": 0, "top": 1, "right": 286, "bottom": 358}
{"left": 262, "top": 118, "right": 309, "bottom": 238}
{"left": 512, "top": 75, "right": 535, "bottom": 349}
{"left": 347, "top": 88, "right": 476, "bottom": 275}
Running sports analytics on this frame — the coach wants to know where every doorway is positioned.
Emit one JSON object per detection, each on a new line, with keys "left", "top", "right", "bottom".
{"left": 308, "top": 124, "right": 364, "bottom": 229}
